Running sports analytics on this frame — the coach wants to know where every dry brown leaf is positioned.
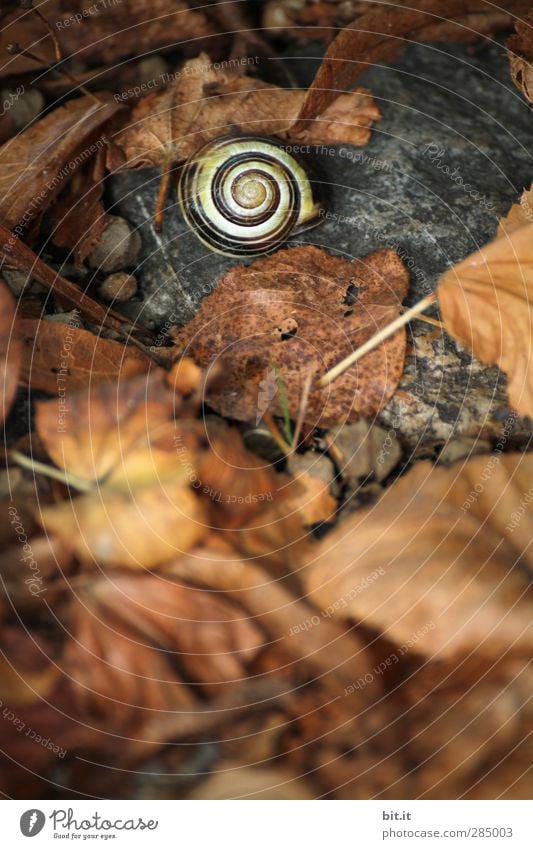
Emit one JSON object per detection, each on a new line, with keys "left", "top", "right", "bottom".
{"left": 231, "top": 469, "right": 337, "bottom": 572}
{"left": 0, "top": 628, "right": 60, "bottom": 706}
{"left": 49, "top": 145, "right": 107, "bottom": 265}
{"left": 0, "top": 279, "right": 21, "bottom": 424}
{"left": 87, "top": 572, "right": 264, "bottom": 694}
{"left": 174, "top": 245, "right": 408, "bottom": 429}
{"left": 35, "top": 369, "right": 176, "bottom": 481}
{"left": 63, "top": 601, "right": 195, "bottom": 730}
{"left": 438, "top": 223, "right": 533, "bottom": 418}
{"left": 407, "top": 674, "right": 528, "bottom": 798}
{"left": 305, "top": 455, "right": 533, "bottom": 661}
{"left": 167, "top": 541, "right": 378, "bottom": 698}
{"left": 0, "top": 94, "right": 121, "bottom": 235}
{"left": 0, "top": 1, "right": 216, "bottom": 78}
{"left": 39, "top": 477, "right": 207, "bottom": 569}
{"left": 497, "top": 183, "right": 533, "bottom": 236}
{"left": 35, "top": 372, "right": 326, "bottom": 568}
{"left": 507, "top": 11, "right": 533, "bottom": 103}
{"left": 292, "top": 90, "right": 381, "bottom": 146}
{"left": 293, "top": 0, "right": 529, "bottom": 132}
{"left": 111, "top": 53, "right": 380, "bottom": 169}
{"left": 18, "top": 319, "right": 150, "bottom": 393}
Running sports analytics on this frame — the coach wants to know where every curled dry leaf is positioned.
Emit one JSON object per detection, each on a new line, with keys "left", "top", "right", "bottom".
{"left": 438, "top": 223, "right": 533, "bottom": 418}
{"left": 305, "top": 455, "right": 533, "bottom": 662}
{"left": 174, "top": 245, "right": 409, "bottom": 429}
{"left": 507, "top": 10, "right": 533, "bottom": 103}
{"left": 34, "top": 369, "right": 333, "bottom": 568}
{"left": 0, "top": 1, "right": 216, "bottom": 78}
{"left": 50, "top": 145, "right": 107, "bottom": 266}
{"left": 0, "top": 279, "right": 21, "bottom": 423}
{"left": 35, "top": 370, "right": 176, "bottom": 481}
{"left": 0, "top": 94, "right": 122, "bottom": 235}
{"left": 86, "top": 572, "right": 264, "bottom": 694}
{"left": 39, "top": 477, "right": 208, "bottom": 569}
{"left": 292, "top": 0, "right": 529, "bottom": 132}
{"left": 63, "top": 601, "right": 195, "bottom": 730}
{"left": 111, "top": 53, "right": 380, "bottom": 169}
{"left": 167, "top": 541, "right": 378, "bottom": 699}
{"left": 497, "top": 183, "right": 533, "bottom": 237}
{"left": 18, "top": 319, "right": 150, "bottom": 394}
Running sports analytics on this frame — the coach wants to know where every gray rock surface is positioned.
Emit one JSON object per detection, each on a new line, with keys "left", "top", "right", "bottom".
{"left": 108, "top": 39, "right": 533, "bottom": 452}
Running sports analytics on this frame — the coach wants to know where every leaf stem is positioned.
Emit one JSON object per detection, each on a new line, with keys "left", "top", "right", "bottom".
{"left": 9, "top": 450, "right": 94, "bottom": 492}
{"left": 320, "top": 292, "right": 438, "bottom": 386}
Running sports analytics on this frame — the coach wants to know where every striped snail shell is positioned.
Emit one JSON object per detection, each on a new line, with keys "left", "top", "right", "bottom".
{"left": 178, "top": 134, "right": 324, "bottom": 257}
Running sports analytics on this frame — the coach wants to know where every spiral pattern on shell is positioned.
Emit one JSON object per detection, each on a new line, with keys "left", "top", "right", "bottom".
{"left": 178, "top": 135, "right": 324, "bottom": 257}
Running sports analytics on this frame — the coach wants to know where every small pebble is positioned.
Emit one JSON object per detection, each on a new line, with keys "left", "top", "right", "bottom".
{"left": 99, "top": 272, "right": 138, "bottom": 302}
{"left": 330, "top": 420, "right": 402, "bottom": 487}
{"left": 9, "top": 88, "right": 45, "bottom": 132}
{"left": 138, "top": 56, "right": 169, "bottom": 86}
{"left": 288, "top": 450, "right": 340, "bottom": 496}
{"left": 88, "top": 215, "right": 141, "bottom": 273}
{"left": 2, "top": 269, "right": 29, "bottom": 296}
{"left": 45, "top": 310, "right": 82, "bottom": 326}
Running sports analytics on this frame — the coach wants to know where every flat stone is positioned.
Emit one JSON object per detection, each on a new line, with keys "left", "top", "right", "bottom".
{"left": 109, "top": 39, "right": 533, "bottom": 449}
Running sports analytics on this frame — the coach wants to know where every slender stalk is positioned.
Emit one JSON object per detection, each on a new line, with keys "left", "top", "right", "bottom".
{"left": 320, "top": 292, "right": 438, "bottom": 386}
{"left": 9, "top": 450, "right": 94, "bottom": 492}
{"left": 155, "top": 160, "right": 174, "bottom": 232}
{"left": 289, "top": 367, "right": 313, "bottom": 454}
{"left": 7, "top": 43, "right": 101, "bottom": 105}
{"left": 30, "top": 5, "right": 62, "bottom": 64}
{"left": 401, "top": 308, "right": 444, "bottom": 330}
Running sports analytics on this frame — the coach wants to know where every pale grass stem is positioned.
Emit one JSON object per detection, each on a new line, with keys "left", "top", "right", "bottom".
{"left": 9, "top": 450, "right": 94, "bottom": 492}
{"left": 320, "top": 292, "right": 438, "bottom": 387}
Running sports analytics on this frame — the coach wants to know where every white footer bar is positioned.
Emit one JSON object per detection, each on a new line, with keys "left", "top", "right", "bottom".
{"left": 3, "top": 800, "right": 531, "bottom": 848}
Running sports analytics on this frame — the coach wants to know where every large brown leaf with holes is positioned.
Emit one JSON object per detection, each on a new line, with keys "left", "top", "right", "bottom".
{"left": 305, "top": 454, "right": 533, "bottom": 661}
{"left": 438, "top": 222, "right": 533, "bottom": 418}
{"left": 174, "top": 245, "right": 408, "bottom": 429}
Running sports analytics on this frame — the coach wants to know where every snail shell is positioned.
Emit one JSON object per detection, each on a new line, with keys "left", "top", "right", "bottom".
{"left": 178, "top": 134, "right": 324, "bottom": 257}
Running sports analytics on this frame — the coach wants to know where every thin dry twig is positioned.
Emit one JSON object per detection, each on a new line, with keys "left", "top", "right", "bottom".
{"left": 320, "top": 292, "right": 437, "bottom": 386}
{"left": 289, "top": 367, "right": 314, "bottom": 453}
